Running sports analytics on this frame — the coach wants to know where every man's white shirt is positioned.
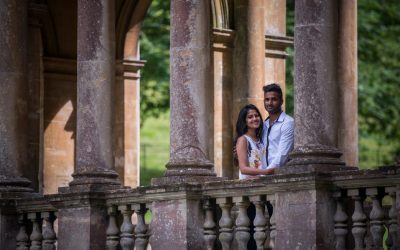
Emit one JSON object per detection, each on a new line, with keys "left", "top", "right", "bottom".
{"left": 262, "top": 112, "right": 294, "bottom": 169}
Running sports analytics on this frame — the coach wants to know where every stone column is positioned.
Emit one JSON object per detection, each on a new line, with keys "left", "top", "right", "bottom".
{"left": 69, "top": 0, "right": 120, "bottom": 189}
{"left": 0, "top": 0, "right": 31, "bottom": 192}
{"left": 150, "top": 1, "right": 217, "bottom": 249}
{"left": 288, "top": 0, "right": 345, "bottom": 168}
{"left": 264, "top": 0, "right": 291, "bottom": 108}
{"left": 114, "top": 60, "right": 145, "bottom": 187}
{"left": 154, "top": 0, "right": 217, "bottom": 184}
{"left": 273, "top": 1, "right": 348, "bottom": 249}
{"left": 0, "top": 1, "right": 31, "bottom": 249}
{"left": 338, "top": 0, "right": 358, "bottom": 167}
{"left": 233, "top": 0, "right": 266, "bottom": 120}
{"left": 212, "top": 29, "right": 234, "bottom": 178}
{"left": 55, "top": 2, "right": 119, "bottom": 249}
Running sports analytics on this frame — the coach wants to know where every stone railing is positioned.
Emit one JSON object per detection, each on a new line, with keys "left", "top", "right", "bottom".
{"left": 12, "top": 166, "right": 400, "bottom": 249}
{"left": 15, "top": 195, "right": 57, "bottom": 249}
{"left": 331, "top": 167, "right": 399, "bottom": 249}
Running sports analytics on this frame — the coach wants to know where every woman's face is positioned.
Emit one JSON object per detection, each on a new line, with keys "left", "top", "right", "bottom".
{"left": 246, "top": 109, "right": 261, "bottom": 130}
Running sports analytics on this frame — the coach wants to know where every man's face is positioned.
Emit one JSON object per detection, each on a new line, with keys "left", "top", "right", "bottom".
{"left": 264, "top": 91, "right": 283, "bottom": 114}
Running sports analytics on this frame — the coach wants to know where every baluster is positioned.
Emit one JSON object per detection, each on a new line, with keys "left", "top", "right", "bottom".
{"left": 203, "top": 199, "right": 217, "bottom": 250}
{"left": 217, "top": 197, "right": 234, "bottom": 250}
{"left": 119, "top": 204, "right": 134, "bottom": 250}
{"left": 106, "top": 206, "right": 120, "bottom": 250}
{"left": 264, "top": 196, "right": 272, "bottom": 249}
{"left": 367, "top": 188, "right": 385, "bottom": 250}
{"left": 234, "top": 196, "right": 250, "bottom": 250}
{"left": 386, "top": 187, "right": 398, "bottom": 250}
{"left": 16, "top": 214, "right": 29, "bottom": 250}
{"left": 250, "top": 195, "right": 267, "bottom": 250}
{"left": 269, "top": 198, "right": 277, "bottom": 249}
{"left": 134, "top": 203, "right": 149, "bottom": 250}
{"left": 333, "top": 191, "right": 348, "bottom": 250}
{"left": 28, "top": 212, "right": 42, "bottom": 250}
{"left": 349, "top": 189, "right": 367, "bottom": 250}
{"left": 42, "top": 212, "right": 56, "bottom": 250}
{"left": 263, "top": 200, "right": 271, "bottom": 250}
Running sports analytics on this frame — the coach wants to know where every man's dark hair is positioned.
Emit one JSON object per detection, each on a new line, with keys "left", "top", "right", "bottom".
{"left": 263, "top": 83, "right": 283, "bottom": 100}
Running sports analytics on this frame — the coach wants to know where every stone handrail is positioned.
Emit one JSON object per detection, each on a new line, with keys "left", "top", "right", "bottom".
{"left": 12, "top": 166, "right": 400, "bottom": 249}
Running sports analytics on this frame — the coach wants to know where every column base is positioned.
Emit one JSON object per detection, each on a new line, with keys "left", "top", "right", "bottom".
{"left": 278, "top": 145, "right": 357, "bottom": 174}
{"left": 67, "top": 169, "right": 121, "bottom": 192}
{"left": 0, "top": 175, "right": 33, "bottom": 194}
{"left": 152, "top": 160, "right": 224, "bottom": 186}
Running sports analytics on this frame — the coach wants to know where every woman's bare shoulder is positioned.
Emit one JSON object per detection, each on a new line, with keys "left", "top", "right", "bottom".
{"left": 236, "top": 136, "right": 248, "bottom": 148}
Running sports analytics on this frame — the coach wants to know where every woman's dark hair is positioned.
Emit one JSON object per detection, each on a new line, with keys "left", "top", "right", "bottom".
{"left": 235, "top": 104, "right": 263, "bottom": 140}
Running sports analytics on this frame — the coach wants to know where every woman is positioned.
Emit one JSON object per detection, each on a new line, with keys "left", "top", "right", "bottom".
{"left": 236, "top": 104, "right": 274, "bottom": 179}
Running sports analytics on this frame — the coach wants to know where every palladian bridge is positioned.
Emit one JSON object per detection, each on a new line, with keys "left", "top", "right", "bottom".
{"left": 0, "top": 0, "right": 399, "bottom": 249}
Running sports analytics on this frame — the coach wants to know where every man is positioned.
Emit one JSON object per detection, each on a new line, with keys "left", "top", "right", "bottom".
{"left": 262, "top": 83, "right": 294, "bottom": 171}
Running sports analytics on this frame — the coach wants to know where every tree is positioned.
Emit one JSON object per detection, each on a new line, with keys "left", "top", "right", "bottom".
{"left": 139, "top": 0, "right": 170, "bottom": 125}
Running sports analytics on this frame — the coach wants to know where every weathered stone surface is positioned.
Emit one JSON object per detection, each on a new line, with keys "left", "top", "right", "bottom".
{"left": 71, "top": 0, "right": 120, "bottom": 189}
{"left": 27, "top": 19, "right": 43, "bottom": 193}
{"left": 0, "top": 0, "right": 32, "bottom": 193}
{"left": 291, "top": 0, "right": 344, "bottom": 167}
{"left": 212, "top": 29, "right": 234, "bottom": 178}
{"left": 150, "top": 198, "right": 205, "bottom": 250}
{"left": 57, "top": 205, "right": 108, "bottom": 250}
{"left": 294, "top": 0, "right": 338, "bottom": 147}
{"left": 233, "top": 0, "right": 266, "bottom": 119}
{"left": 0, "top": 206, "right": 19, "bottom": 249}
{"left": 274, "top": 187, "right": 336, "bottom": 249}
{"left": 160, "top": 0, "right": 216, "bottom": 181}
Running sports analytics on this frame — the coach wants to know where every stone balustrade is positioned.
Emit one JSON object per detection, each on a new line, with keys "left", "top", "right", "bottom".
{"left": 332, "top": 167, "right": 400, "bottom": 249}
{"left": 11, "top": 165, "right": 400, "bottom": 249}
{"left": 15, "top": 196, "right": 57, "bottom": 250}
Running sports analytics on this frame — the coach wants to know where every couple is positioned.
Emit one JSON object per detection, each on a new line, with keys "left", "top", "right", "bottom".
{"left": 236, "top": 83, "right": 294, "bottom": 180}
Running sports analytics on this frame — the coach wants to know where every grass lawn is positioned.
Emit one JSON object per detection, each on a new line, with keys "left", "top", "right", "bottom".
{"left": 139, "top": 112, "right": 170, "bottom": 186}
{"left": 359, "top": 136, "right": 396, "bottom": 169}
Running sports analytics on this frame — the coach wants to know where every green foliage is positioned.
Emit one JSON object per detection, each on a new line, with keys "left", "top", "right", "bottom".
{"left": 140, "top": 0, "right": 170, "bottom": 125}
{"left": 140, "top": 112, "right": 169, "bottom": 186}
{"left": 358, "top": 0, "right": 400, "bottom": 164}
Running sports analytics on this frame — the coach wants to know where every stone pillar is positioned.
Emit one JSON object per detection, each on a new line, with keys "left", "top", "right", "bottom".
{"left": 69, "top": 0, "right": 120, "bottom": 189}
{"left": 233, "top": 0, "right": 266, "bottom": 120}
{"left": 150, "top": 1, "right": 218, "bottom": 249}
{"left": 274, "top": 1, "right": 348, "bottom": 249}
{"left": 55, "top": 1, "right": 119, "bottom": 249}
{"left": 154, "top": 0, "right": 217, "bottom": 184}
{"left": 288, "top": 0, "right": 344, "bottom": 168}
{"left": 264, "top": 0, "right": 291, "bottom": 108}
{"left": 43, "top": 58, "right": 76, "bottom": 194}
{"left": 114, "top": 60, "right": 145, "bottom": 187}
{"left": 338, "top": 0, "right": 358, "bottom": 167}
{"left": 0, "top": 1, "right": 31, "bottom": 248}
{"left": 212, "top": 29, "right": 234, "bottom": 178}
{"left": 0, "top": 0, "right": 31, "bottom": 192}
